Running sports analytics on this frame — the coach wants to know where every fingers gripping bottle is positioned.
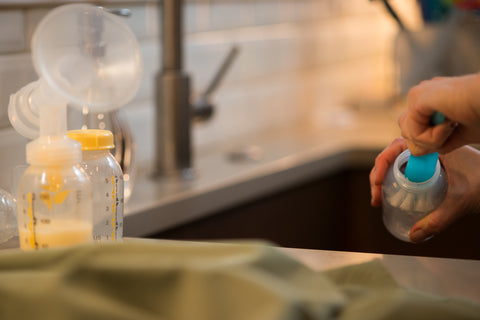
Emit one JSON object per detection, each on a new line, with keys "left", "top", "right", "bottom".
{"left": 68, "top": 130, "right": 124, "bottom": 242}
{"left": 382, "top": 112, "right": 447, "bottom": 242}
{"left": 382, "top": 149, "right": 447, "bottom": 242}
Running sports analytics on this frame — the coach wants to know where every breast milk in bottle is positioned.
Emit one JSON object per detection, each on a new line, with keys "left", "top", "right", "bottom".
{"left": 68, "top": 130, "right": 124, "bottom": 241}
{"left": 16, "top": 136, "right": 93, "bottom": 250}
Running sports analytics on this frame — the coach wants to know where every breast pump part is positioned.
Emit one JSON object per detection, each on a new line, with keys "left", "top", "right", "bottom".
{"left": 0, "top": 188, "right": 17, "bottom": 244}
{"left": 7, "top": 4, "right": 141, "bottom": 250}
{"left": 8, "top": 4, "right": 143, "bottom": 140}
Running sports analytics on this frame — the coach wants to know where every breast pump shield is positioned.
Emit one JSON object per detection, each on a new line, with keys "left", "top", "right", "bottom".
{"left": 8, "top": 4, "right": 142, "bottom": 250}
{"left": 9, "top": 4, "right": 143, "bottom": 139}
{"left": 0, "top": 188, "right": 17, "bottom": 244}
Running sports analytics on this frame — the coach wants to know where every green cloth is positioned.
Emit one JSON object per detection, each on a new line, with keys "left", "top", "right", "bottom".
{"left": 325, "top": 260, "right": 480, "bottom": 320}
{"left": 0, "top": 239, "right": 478, "bottom": 320}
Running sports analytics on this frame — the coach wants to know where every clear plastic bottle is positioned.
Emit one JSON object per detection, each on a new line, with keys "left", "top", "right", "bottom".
{"left": 68, "top": 129, "right": 124, "bottom": 242}
{"left": 7, "top": 4, "right": 141, "bottom": 249}
{"left": 382, "top": 149, "right": 447, "bottom": 242}
{"left": 16, "top": 137, "right": 93, "bottom": 250}
{"left": 0, "top": 188, "right": 17, "bottom": 245}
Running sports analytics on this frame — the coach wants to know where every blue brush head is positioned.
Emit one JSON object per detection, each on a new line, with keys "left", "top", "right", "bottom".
{"left": 404, "top": 152, "right": 439, "bottom": 182}
{"left": 404, "top": 111, "right": 444, "bottom": 183}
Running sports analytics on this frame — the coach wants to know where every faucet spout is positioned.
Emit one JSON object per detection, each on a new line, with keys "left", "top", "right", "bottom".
{"left": 155, "top": 0, "right": 193, "bottom": 178}
{"left": 155, "top": 0, "right": 239, "bottom": 179}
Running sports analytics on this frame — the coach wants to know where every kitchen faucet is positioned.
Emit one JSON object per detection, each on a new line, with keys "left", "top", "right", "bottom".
{"left": 155, "top": 0, "right": 239, "bottom": 179}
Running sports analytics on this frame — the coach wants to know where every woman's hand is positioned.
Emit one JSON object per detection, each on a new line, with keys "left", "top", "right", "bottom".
{"left": 370, "top": 138, "right": 480, "bottom": 242}
{"left": 399, "top": 74, "right": 480, "bottom": 156}
{"left": 369, "top": 138, "right": 407, "bottom": 207}
{"left": 409, "top": 145, "right": 480, "bottom": 242}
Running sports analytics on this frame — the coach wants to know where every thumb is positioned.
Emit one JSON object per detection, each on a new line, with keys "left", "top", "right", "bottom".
{"left": 408, "top": 204, "right": 457, "bottom": 243}
{"left": 409, "top": 215, "right": 436, "bottom": 243}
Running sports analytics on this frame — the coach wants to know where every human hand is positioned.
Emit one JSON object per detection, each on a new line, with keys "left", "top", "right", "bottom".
{"left": 370, "top": 138, "right": 480, "bottom": 242}
{"left": 409, "top": 145, "right": 480, "bottom": 242}
{"left": 399, "top": 73, "right": 480, "bottom": 156}
{"left": 369, "top": 138, "right": 407, "bottom": 208}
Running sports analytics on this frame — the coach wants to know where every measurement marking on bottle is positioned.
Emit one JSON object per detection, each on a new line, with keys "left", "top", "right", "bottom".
{"left": 27, "top": 192, "right": 38, "bottom": 249}
{"left": 111, "top": 175, "right": 116, "bottom": 240}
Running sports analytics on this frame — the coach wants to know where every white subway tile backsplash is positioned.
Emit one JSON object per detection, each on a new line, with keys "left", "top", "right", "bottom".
{"left": 191, "top": 2, "right": 211, "bottom": 33}
{"left": 24, "top": 7, "right": 49, "bottom": 51}
{"left": 294, "top": 0, "right": 327, "bottom": 22}
{"left": 145, "top": 2, "right": 160, "bottom": 37}
{"left": 0, "top": 0, "right": 399, "bottom": 189}
{"left": 0, "top": 10, "right": 26, "bottom": 53}
{"left": 25, "top": 4, "right": 153, "bottom": 48}
{"left": 253, "top": 1, "right": 293, "bottom": 26}
{"left": 309, "top": 0, "right": 336, "bottom": 20}
{"left": 185, "top": 2, "right": 201, "bottom": 34}
{"left": 209, "top": 2, "right": 255, "bottom": 30}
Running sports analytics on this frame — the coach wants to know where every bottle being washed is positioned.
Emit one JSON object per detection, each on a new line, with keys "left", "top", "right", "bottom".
{"left": 382, "top": 112, "right": 447, "bottom": 242}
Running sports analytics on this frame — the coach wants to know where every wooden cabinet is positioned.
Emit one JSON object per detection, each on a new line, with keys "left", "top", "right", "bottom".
{"left": 151, "top": 168, "right": 480, "bottom": 260}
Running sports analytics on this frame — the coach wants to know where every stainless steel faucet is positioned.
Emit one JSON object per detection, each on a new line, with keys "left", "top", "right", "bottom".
{"left": 155, "top": 0, "right": 239, "bottom": 179}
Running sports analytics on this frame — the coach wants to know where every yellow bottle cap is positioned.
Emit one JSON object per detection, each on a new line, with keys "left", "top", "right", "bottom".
{"left": 67, "top": 129, "right": 115, "bottom": 151}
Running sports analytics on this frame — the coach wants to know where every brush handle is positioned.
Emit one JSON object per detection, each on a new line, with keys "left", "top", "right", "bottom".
{"left": 404, "top": 112, "right": 444, "bottom": 183}
{"left": 430, "top": 111, "right": 445, "bottom": 126}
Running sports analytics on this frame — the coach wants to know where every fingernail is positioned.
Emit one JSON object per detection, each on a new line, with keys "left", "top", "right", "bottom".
{"left": 409, "top": 229, "right": 427, "bottom": 243}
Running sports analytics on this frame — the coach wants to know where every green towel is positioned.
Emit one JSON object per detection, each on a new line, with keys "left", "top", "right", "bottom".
{"left": 326, "top": 260, "right": 480, "bottom": 320}
{"left": 0, "top": 239, "right": 344, "bottom": 320}
{"left": 0, "top": 239, "right": 478, "bottom": 320}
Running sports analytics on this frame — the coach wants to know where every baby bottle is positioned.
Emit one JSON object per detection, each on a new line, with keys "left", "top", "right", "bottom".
{"left": 7, "top": 4, "right": 142, "bottom": 249}
{"left": 68, "top": 129, "right": 124, "bottom": 242}
{"left": 15, "top": 134, "right": 93, "bottom": 250}
{"left": 382, "top": 149, "right": 447, "bottom": 242}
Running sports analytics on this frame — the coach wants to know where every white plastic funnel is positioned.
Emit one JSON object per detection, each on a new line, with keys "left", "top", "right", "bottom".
{"left": 9, "top": 4, "right": 143, "bottom": 140}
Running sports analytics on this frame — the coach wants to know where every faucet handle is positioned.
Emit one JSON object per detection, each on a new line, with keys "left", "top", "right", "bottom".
{"left": 192, "top": 45, "right": 240, "bottom": 121}
{"left": 98, "top": 7, "right": 132, "bottom": 17}
{"left": 106, "top": 8, "right": 132, "bottom": 17}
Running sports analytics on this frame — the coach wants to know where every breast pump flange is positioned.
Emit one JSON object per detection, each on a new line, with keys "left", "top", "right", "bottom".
{"left": 8, "top": 4, "right": 142, "bottom": 250}
{"left": 9, "top": 3, "right": 143, "bottom": 139}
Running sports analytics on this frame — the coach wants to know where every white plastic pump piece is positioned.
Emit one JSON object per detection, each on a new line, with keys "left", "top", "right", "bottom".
{"left": 8, "top": 4, "right": 143, "bottom": 140}
{"left": 0, "top": 188, "right": 17, "bottom": 244}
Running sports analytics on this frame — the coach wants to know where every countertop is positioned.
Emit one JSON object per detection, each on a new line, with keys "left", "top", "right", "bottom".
{"left": 1, "top": 238, "right": 479, "bottom": 305}
{"left": 283, "top": 247, "right": 480, "bottom": 304}
{"left": 124, "top": 107, "right": 401, "bottom": 237}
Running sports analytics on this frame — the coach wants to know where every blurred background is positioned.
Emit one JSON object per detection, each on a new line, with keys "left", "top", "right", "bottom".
{"left": 0, "top": 0, "right": 407, "bottom": 188}
{"left": 0, "top": 0, "right": 480, "bottom": 257}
